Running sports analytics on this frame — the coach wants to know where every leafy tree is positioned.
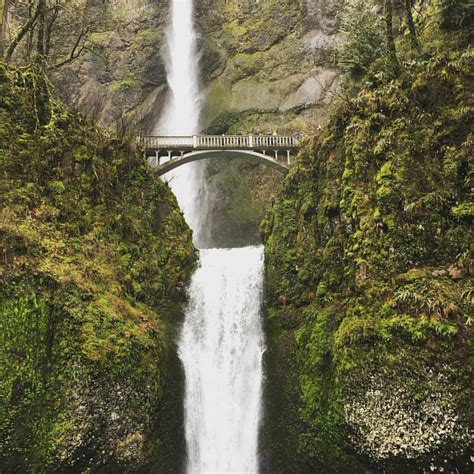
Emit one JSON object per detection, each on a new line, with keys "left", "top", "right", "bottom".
{"left": 439, "top": 0, "right": 474, "bottom": 36}
{"left": 337, "top": 0, "right": 385, "bottom": 77}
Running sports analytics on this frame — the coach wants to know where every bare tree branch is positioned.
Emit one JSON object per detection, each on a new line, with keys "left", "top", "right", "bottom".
{"left": 4, "top": 0, "right": 42, "bottom": 60}
{"left": 49, "top": 27, "right": 90, "bottom": 69}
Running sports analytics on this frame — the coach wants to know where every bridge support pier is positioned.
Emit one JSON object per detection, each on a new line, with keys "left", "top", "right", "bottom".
{"left": 287, "top": 150, "right": 291, "bottom": 165}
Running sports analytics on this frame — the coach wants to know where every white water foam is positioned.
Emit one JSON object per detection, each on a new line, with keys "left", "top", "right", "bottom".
{"left": 179, "top": 246, "right": 265, "bottom": 473}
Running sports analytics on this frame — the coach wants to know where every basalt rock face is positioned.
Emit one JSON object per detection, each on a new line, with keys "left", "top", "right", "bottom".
{"left": 3, "top": 0, "right": 170, "bottom": 133}
{"left": 47, "top": 0, "right": 342, "bottom": 134}
{"left": 4, "top": 0, "right": 343, "bottom": 134}
{"left": 193, "top": 0, "right": 343, "bottom": 248}
{"left": 49, "top": 0, "right": 170, "bottom": 133}
{"left": 0, "top": 63, "right": 195, "bottom": 471}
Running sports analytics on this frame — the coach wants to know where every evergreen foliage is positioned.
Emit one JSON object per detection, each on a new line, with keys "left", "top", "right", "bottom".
{"left": 338, "top": 0, "right": 386, "bottom": 77}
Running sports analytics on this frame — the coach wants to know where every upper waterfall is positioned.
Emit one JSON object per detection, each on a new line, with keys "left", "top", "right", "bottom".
{"left": 157, "top": 0, "right": 208, "bottom": 245}
{"left": 158, "top": 0, "right": 201, "bottom": 135}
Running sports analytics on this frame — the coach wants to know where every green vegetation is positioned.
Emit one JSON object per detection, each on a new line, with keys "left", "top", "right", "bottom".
{"left": 262, "top": 2, "right": 473, "bottom": 471}
{"left": 0, "top": 63, "right": 195, "bottom": 471}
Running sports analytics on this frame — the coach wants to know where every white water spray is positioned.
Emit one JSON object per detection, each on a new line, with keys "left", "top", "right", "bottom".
{"left": 159, "top": 1, "right": 265, "bottom": 472}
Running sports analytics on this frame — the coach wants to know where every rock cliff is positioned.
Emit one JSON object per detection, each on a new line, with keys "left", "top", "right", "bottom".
{"left": 260, "top": 22, "right": 473, "bottom": 473}
{"left": 197, "top": 0, "right": 342, "bottom": 134}
{"left": 0, "top": 62, "right": 195, "bottom": 471}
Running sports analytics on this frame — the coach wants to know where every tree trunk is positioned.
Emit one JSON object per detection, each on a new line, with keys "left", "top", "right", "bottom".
{"left": 405, "top": 0, "right": 419, "bottom": 48}
{"left": 384, "top": 0, "right": 400, "bottom": 76}
{"left": 36, "top": 0, "right": 46, "bottom": 58}
{"left": 44, "top": 6, "right": 59, "bottom": 58}
{"left": 0, "top": 0, "right": 10, "bottom": 57}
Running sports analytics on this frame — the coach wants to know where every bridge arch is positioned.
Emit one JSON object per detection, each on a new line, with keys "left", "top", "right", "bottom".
{"left": 139, "top": 134, "right": 301, "bottom": 175}
{"left": 149, "top": 149, "right": 289, "bottom": 176}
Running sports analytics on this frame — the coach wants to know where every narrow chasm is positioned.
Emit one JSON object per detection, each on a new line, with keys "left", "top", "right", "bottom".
{"left": 1, "top": 0, "right": 473, "bottom": 473}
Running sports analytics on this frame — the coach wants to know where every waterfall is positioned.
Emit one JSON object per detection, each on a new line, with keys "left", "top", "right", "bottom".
{"left": 158, "top": 1, "right": 265, "bottom": 472}
{"left": 157, "top": 0, "right": 208, "bottom": 245}
{"left": 179, "top": 247, "right": 265, "bottom": 472}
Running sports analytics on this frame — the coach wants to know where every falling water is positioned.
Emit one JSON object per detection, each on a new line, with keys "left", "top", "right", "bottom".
{"left": 180, "top": 247, "right": 265, "bottom": 472}
{"left": 158, "top": 0, "right": 265, "bottom": 472}
{"left": 157, "top": 0, "right": 207, "bottom": 244}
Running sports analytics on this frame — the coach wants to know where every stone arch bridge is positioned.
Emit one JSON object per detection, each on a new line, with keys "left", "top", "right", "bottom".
{"left": 137, "top": 135, "right": 301, "bottom": 175}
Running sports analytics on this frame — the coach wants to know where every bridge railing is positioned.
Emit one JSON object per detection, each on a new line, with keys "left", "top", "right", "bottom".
{"left": 139, "top": 136, "right": 194, "bottom": 148}
{"left": 138, "top": 134, "right": 300, "bottom": 149}
{"left": 196, "top": 135, "right": 252, "bottom": 148}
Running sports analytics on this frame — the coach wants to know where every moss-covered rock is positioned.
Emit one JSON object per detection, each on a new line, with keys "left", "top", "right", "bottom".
{"left": 197, "top": 0, "right": 342, "bottom": 132}
{"left": 0, "top": 63, "right": 196, "bottom": 471}
{"left": 261, "top": 40, "right": 473, "bottom": 472}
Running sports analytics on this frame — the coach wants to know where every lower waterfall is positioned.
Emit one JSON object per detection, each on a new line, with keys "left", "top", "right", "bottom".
{"left": 179, "top": 246, "right": 265, "bottom": 473}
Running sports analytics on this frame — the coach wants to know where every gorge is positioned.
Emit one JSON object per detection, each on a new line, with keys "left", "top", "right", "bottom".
{"left": 0, "top": 0, "right": 473, "bottom": 473}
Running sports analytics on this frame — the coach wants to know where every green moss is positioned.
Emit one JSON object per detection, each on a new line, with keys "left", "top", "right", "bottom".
{"left": 0, "top": 62, "right": 196, "bottom": 471}
{"left": 262, "top": 40, "right": 473, "bottom": 471}
{"left": 201, "top": 79, "right": 232, "bottom": 125}
{"left": 110, "top": 77, "right": 136, "bottom": 92}
{"left": 451, "top": 202, "right": 474, "bottom": 219}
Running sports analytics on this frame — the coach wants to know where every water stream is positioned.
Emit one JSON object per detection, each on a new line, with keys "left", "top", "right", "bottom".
{"left": 157, "top": 0, "right": 265, "bottom": 472}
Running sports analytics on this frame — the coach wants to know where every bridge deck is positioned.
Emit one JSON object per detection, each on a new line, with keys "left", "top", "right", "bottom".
{"left": 137, "top": 134, "right": 302, "bottom": 175}
{"left": 138, "top": 134, "right": 300, "bottom": 151}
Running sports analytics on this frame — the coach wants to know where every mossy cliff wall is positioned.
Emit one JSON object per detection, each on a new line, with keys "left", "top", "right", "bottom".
{"left": 260, "top": 45, "right": 473, "bottom": 472}
{"left": 0, "top": 63, "right": 196, "bottom": 471}
{"left": 197, "top": 0, "right": 342, "bottom": 134}
{"left": 194, "top": 0, "right": 343, "bottom": 247}
{"left": 47, "top": 0, "right": 342, "bottom": 134}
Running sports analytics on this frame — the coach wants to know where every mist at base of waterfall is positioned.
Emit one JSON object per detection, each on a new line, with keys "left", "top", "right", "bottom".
{"left": 179, "top": 246, "right": 265, "bottom": 473}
